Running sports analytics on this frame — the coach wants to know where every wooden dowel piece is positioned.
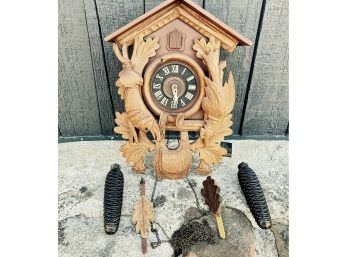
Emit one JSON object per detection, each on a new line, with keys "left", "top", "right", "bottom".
{"left": 214, "top": 212, "right": 226, "bottom": 239}
{"left": 141, "top": 238, "right": 147, "bottom": 254}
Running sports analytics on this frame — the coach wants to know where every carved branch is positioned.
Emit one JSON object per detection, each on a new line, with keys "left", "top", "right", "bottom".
{"left": 192, "top": 37, "right": 236, "bottom": 174}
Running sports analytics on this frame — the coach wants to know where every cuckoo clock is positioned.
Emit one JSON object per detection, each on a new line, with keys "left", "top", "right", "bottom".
{"left": 105, "top": 0, "right": 252, "bottom": 179}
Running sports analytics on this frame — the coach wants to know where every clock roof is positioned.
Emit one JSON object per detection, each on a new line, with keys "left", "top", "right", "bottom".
{"left": 104, "top": 0, "right": 252, "bottom": 52}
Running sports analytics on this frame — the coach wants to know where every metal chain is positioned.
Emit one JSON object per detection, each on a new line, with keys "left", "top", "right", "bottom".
{"left": 150, "top": 175, "right": 158, "bottom": 202}
{"left": 150, "top": 175, "right": 168, "bottom": 249}
{"left": 149, "top": 175, "right": 205, "bottom": 249}
{"left": 185, "top": 177, "right": 202, "bottom": 210}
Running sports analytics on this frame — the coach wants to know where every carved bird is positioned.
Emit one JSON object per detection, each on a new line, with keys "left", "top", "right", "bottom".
{"left": 112, "top": 37, "right": 161, "bottom": 142}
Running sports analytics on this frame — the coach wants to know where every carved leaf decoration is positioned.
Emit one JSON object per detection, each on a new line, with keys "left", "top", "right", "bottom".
{"left": 223, "top": 72, "right": 236, "bottom": 115}
{"left": 120, "top": 141, "right": 150, "bottom": 165}
{"left": 192, "top": 37, "right": 236, "bottom": 170}
{"left": 112, "top": 37, "right": 159, "bottom": 98}
{"left": 197, "top": 143, "right": 227, "bottom": 165}
{"left": 208, "top": 114, "right": 233, "bottom": 143}
{"left": 202, "top": 72, "right": 235, "bottom": 119}
{"left": 132, "top": 195, "right": 154, "bottom": 238}
{"left": 114, "top": 112, "right": 132, "bottom": 140}
{"left": 201, "top": 176, "right": 221, "bottom": 214}
{"left": 202, "top": 78, "right": 224, "bottom": 118}
{"left": 193, "top": 37, "right": 222, "bottom": 84}
{"left": 131, "top": 37, "right": 160, "bottom": 74}
{"left": 112, "top": 43, "right": 130, "bottom": 68}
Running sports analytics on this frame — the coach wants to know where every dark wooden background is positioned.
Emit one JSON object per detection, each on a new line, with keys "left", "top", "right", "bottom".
{"left": 58, "top": 0, "right": 288, "bottom": 139}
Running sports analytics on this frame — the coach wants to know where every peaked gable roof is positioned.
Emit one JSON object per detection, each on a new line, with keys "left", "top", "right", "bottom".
{"left": 104, "top": 0, "right": 252, "bottom": 52}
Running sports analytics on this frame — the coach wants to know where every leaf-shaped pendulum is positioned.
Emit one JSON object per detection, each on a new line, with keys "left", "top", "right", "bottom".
{"left": 201, "top": 176, "right": 226, "bottom": 239}
{"left": 132, "top": 178, "right": 155, "bottom": 254}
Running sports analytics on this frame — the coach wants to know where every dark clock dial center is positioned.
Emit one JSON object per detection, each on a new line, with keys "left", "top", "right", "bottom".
{"left": 150, "top": 62, "right": 199, "bottom": 112}
{"left": 163, "top": 76, "right": 186, "bottom": 99}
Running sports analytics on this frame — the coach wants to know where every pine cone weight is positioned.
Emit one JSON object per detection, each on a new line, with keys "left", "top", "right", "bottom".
{"left": 238, "top": 162, "right": 272, "bottom": 229}
{"left": 104, "top": 164, "right": 124, "bottom": 234}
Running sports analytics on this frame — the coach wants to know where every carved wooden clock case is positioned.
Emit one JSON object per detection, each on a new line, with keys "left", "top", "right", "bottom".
{"left": 105, "top": 0, "right": 251, "bottom": 179}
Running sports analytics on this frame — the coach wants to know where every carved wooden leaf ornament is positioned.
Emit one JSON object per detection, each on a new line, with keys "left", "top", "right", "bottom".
{"left": 132, "top": 179, "right": 154, "bottom": 239}
{"left": 201, "top": 176, "right": 221, "bottom": 214}
{"left": 120, "top": 141, "right": 149, "bottom": 166}
{"left": 133, "top": 196, "right": 154, "bottom": 238}
{"left": 114, "top": 112, "right": 132, "bottom": 140}
{"left": 131, "top": 37, "right": 160, "bottom": 73}
{"left": 197, "top": 143, "right": 226, "bottom": 165}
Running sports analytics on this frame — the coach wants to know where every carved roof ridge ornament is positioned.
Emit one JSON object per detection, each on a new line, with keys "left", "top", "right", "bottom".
{"left": 104, "top": 0, "right": 252, "bottom": 52}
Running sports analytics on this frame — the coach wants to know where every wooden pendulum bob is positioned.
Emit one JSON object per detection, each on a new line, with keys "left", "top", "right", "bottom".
{"left": 105, "top": 0, "right": 252, "bottom": 179}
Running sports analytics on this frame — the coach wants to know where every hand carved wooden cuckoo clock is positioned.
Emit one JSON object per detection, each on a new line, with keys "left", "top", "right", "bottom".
{"left": 105, "top": 0, "right": 252, "bottom": 179}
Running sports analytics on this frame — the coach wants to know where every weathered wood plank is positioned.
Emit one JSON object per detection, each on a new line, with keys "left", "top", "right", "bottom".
{"left": 84, "top": 0, "right": 115, "bottom": 135}
{"left": 204, "top": 0, "right": 263, "bottom": 135}
{"left": 242, "top": 0, "right": 288, "bottom": 135}
{"left": 58, "top": 0, "right": 101, "bottom": 136}
{"left": 144, "top": 0, "right": 203, "bottom": 12}
{"left": 95, "top": 0, "right": 144, "bottom": 115}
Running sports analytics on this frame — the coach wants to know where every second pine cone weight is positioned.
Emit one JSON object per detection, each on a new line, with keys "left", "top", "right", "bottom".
{"left": 238, "top": 162, "right": 272, "bottom": 229}
{"left": 104, "top": 163, "right": 124, "bottom": 234}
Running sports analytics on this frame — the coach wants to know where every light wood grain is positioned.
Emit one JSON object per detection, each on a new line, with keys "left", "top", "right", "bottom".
{"left": 192, "top": 37, "right": 236, "bottom": 175}
{"left": 58, "top": 0, "right": 101, "bottom": 136}
{"left": 215, "top": 213, "right": 226, "bottom": 239}
{"left": 107, "top": 3, "right": 242, "bottom": 52}
{"left": 133, "top": 196, "right": 154, "bottom": 238}
{"left": 242, "top": 0, "right": 288, "bottom": 135}
{"left": 205, "top": 0, "right": 263, "bottom": 136}
{"left": 133, "top": 179, "right": 154, "bottom": 254}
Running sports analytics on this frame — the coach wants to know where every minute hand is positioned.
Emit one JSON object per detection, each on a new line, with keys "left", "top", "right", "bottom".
{"left": 172, "top": 87, "right": 179, "bottom": 102}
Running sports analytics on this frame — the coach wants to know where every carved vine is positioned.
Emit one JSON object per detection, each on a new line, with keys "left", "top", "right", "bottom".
{"left": 192, "top": 37, "right": 236, "bottom": 175}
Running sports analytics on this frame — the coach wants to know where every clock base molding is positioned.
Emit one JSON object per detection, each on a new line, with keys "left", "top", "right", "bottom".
{"left": 163, "top": 119, "right": 204, "bottom": 132}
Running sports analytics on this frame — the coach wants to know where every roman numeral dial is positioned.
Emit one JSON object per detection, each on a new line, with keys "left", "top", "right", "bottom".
{"left": 150, "top": 62, "right": 199, "bottom": 113}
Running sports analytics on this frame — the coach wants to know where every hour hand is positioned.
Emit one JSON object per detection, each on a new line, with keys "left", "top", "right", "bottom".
{"left": 171, "top": 83, "right": 179, "bottom": 102}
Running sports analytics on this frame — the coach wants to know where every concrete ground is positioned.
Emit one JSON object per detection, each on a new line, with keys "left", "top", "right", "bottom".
{"left": 59, "top": 140, "right": 288, "bottom": 257}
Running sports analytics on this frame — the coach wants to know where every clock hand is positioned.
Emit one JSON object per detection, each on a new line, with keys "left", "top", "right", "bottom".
{"left": 171, "top": 83, "right": 179, "bottom": 102}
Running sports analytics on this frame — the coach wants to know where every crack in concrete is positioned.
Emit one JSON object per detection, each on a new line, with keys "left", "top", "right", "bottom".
{"left": 270, "top": 219, "right": 289, "bottom": 257}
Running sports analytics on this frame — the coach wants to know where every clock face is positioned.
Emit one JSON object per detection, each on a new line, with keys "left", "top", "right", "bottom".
{"left": 150, "top": 62, "right": 199, "bottom": 113}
